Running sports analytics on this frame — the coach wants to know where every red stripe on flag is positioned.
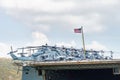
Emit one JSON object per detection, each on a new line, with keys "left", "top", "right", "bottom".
{"left": 74, "top": 28, "right": 82, "bottom": 33}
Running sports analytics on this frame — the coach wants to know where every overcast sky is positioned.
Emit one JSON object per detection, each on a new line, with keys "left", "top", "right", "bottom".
{"left": 0, "top": 0, "right": 120, "bottom": 58}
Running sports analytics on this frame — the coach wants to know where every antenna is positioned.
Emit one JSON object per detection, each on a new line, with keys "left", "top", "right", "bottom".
{"left": 11, "top": 46, "right": 13, "bottom": 52}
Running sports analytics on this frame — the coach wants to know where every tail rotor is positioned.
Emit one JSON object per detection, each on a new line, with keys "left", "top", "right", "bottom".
{"left": 9, "top": 46, "right": 17, "bottom": 54}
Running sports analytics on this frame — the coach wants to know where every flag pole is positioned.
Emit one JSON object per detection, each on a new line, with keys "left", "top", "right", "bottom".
{"left": 81, "top": 26, "right": 86, "bottom": 57}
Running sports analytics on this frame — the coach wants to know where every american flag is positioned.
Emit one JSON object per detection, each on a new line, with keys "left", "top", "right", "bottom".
{"left": 74, "top": 28, "right": 82, "bottom": 33}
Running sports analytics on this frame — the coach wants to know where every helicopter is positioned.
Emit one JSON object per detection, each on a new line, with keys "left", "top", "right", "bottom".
{"left": 8, "top": 46, "right": 44, "bottom": 61}
{"left": 8, "top": 45, "right": 114, "bottom": 62}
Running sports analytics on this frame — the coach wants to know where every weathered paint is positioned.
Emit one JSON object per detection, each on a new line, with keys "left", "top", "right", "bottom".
{"left": 22, "top": 66, "right": 120, "bottom": 80}
{"left": 22, "top": 66, "right": 43, "bottom": 80}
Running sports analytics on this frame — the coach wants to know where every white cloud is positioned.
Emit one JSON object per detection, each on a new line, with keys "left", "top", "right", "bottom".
{"left": 56, "top": 41, "right": 76, "bottom": 48}
{"left": 86, "top": 41, "right": 108, "bottom": 50}
{"left": 0, "top": 0, "right": 75, "bottom": 13}
{"left": 0, "top": 32, "right": 49, "bottom": 58}
{"left": 0, "top": 43, "right": 10, "bottom": 58}
{"left": 26, "top": 31, "right": 49, "bottom": 46}
{"left": 1, "top": 0, "right": 119, "bottom": 33}
{"left": 63, "top": 14, "right": 105, "bottom": 33}
{"left": 28, "top": 24, "right": 51, "bottom": 32}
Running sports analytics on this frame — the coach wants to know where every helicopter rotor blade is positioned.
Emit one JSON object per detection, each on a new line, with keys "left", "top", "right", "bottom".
{"left": 7, "top": 46, "right": 14, "bottom": 54}
{"left": 10, "top": 46, "right": 13, "bottom": 52}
